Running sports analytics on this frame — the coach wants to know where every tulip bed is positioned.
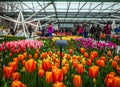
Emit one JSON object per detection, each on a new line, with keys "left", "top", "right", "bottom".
{"left": 0, "top": 37, "right": 120, "bottom": 87}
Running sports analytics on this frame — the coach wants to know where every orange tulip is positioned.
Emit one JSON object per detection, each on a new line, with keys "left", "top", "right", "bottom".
{"left": 36, "top": 48, "right": 40, "bottom": 54}
{"left": 87, "top": 59, "right": 92, "bottom": 66}
{"left": 34, "top": 53, "right": 38, "bottom": 59}
{"left": 9, "top": 62, "right": 17, "bottom": 71}
{"left": 38, "top": 69, "right": 45, "bottom": 77}
{"left": 23, "top": 52, "right": 27, "bottom": 58}
{"left": 100, "top": 56, "right": 106, "bottom": 63}
{"left": 65, "top": 64, "right": 69, "bottom": 70}
{"left": 76, "top": 64, "right": 84, "bottom": 74}
{"left": 25, "top": 59, "right": 36, "bottom": 73}
{"left": 77, "top": 56, "right": 81, "bottom": 61}
{"left": 96, "top": 59, "right": 105, "bottom": 67}
{"left": 69, "top": 48, "right": 73, "bottom": 54}
{"left": 80, "top": 47, "right": 84, "bottom": 54}
{"left": 113, "top": 76, "right": 120, "bottom": 87}
{"left": 10, "top": 81, "right": 27, "bottom": 87}
{"left": 42, "top": 59, "right": 51, "bottom": 71}
{"left": 41, "top": 52, "right": 47, "bottom": 59}
{"left": 22, "top": 60, "right": 26, "bottom": 66}
{"left": 72, "top": 59, "right": 78, "bottom": 68}
{"left": 53, "top": 82, "right": 66, "bottom": 87}
{"left": 18, "top": 54, "right": 24, "bottom": 61}
{"left": 107, "top": 50, "right": 112, "bottom": 56}
{"left": 12, "top": 72, "right": 20, "bottom": 81}
{"left": 116, "top": 66, "right": 120, "bottom": 73}
{"left": 45, "top": 71, "right": 53, "bottom": 84}
{"left": 4, "top": 66, "right": 13, "bottom": 79}
{"left": 84, "top": 52, "right": 89, "bottom": 58}
{"left": 73, "top": 75, "right": 82, "bottom": 87}
{"left": 112, "top": 61, "right": 118, "bottom": 68}
{"left": 52, "top": 68, "right": 63, "bottom": 82}
{"left": 104, "top": 72, "right": 115, "bottom": 87}
{"left": 62, "top": 66, "right": 67, "bottom": 75}
{"left": 114, "top": 56, "right": 119, "bottom": 61}
{"left": 88, "top": 65, "right": 99, "bottom": 78}
{"left": 11, "top": 81, "right": 22, "bottom": 87}
{"left": 28, "top": 54, "right": 32, "bottom": 59}
{"left": 13, "top": 58, "right": 19, "bottom": 65}
{"left": 90, "top": 54, "right": 95, "bottom": 60}
{"left": 66, "top": 54, "right": 71, "bottom": 60}
{"left": 93, "top": 51, "right": 98, "bottom": 58}
{"left": 48, "top": 51, "right": 52, "bottom": 57}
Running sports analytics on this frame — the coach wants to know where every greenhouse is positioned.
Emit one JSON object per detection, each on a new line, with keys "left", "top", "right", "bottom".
{"left": 0, "top": 0, "right": 120, "bottom": 87}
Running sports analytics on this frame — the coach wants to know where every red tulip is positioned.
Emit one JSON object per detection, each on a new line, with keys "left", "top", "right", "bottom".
{"left": 38, "top": 69, "right": 45, "bottom": 77}
{"left": 53, "top": 82, "right": 66, "bottom": 87}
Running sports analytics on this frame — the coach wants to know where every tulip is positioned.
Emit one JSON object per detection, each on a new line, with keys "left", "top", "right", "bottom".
{"left": 18, "top": 54, "right": 24, "bottom": 61}
{"left": 13, "top": 58, "right": 19, "bottom": 65}
{"left": 112, "top": 61, "right": 118, "bottom": 68}
{"left": 53, "top": 82, "right": 66, "bottom": 87}
{"left": 23, "top": 52, "right": 27, "bottom": 58}
{"left": 42, "top": 59, "right": 51, "bottom": 71}
{"left": 62, "top": 66, "right": 67, "bottom": 75}
{"left": 52, "top": 68, "right": 63, "bottom": 82}
{"left": 4, "top": 66, "right": 13, "bottom": 79}
{"left": 87, "top": 59, "right": 92, "bottom": 66}
{"left": 73, "top": 75, "right": 82, "bottom": 87}
{"left": 41, "top": 52, "right": 47, "bottom": 59}
{"left": 88, "top": 65, "right": 99, "bottom": 78}
{"left": 76, "top": 64, "right": 84, "bottom": 74}
{"left": 12, "top": 72, "right": 20, "bottom": 81}
{"left": 10, "top": 80, "right": 27, "bottom": 87}
{"left": 80, "top": 47, "right": 84, "bottom": 54}
{"left": 36, "top": 48, "right": 40, "bottom": 54}
{"left": 69, "top": 48, "right": 73, "bottom": 54}
{"left": 38, "top": 69, "right": 45, "bottom": 77}
{"left": 11, "top": 81, "right": 22, "bottom": 87}
{"left": 25, "top": 59, "right": 36, "bottom": 73}
{"left": 45, "top": 71, "right": 53, "bottom": 84}
{"left": 9, "top": 62, "right": 17, "bottom": 72}
{"left": 113, "top": 76, "right": 120, "bottom": 87}
{"left": 34, "top": 53, "right": 38, "bottom": 59}
{"left": 48, "top": 51, "right": 53, "bottom": 57}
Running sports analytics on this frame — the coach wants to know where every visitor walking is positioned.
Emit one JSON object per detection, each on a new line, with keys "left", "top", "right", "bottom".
{"left": 47, "top": 23, "right": 53, "bottom": 37}
{"left": 28, "top": 25, "right": 33, "bottom": 38}
{"left": 104, "top": 21, "right": 112, "bottom": 42}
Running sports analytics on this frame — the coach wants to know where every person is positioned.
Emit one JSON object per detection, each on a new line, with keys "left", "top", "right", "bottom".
{"left": 104, "top": 21, "right": 112, "bottom": 42}
{"left": 90, "top": 23, "right": 96, "bottom": 38}
{"left": 95, "top": 24, "right": 102, "bottom": 42}
{"left": 47, "top": 23, "right": 53, "bottom": 37}
{"left": 28, "top": 25, "right": 33, "bottom": 38}
{"left": 83, "top": 22, "right": 90, "bottom": 38}
{"left": 77, "top": 25, "right": 83, "bottom": 36}
{"left": 114, "top": 26, "right": 119, "bottom": 35}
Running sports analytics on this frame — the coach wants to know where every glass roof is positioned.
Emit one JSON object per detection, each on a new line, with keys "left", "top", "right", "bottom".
{"left": 0, "top": 1, "right": 120, "bottom": 23}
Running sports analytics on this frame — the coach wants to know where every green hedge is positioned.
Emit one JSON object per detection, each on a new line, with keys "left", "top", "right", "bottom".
{"left": 0, "top": 35, "right": 26, "bottom": 43}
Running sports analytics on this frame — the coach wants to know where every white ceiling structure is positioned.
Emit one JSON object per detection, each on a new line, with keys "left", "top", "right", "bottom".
{"left": 0, "top": 1, "right": 120, "bottom": 24}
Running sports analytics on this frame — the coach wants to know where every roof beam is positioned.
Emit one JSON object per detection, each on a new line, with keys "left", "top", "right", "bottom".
{"left": 0, "top": 0, "right": 119, "bottom": 2}
{"left": 52, "top": 1, "right": 60, "bottom": 27}
{"left": 84, "top": 2, "right": 103, "bottom": 17}
{"left": 37, "top": 1, "right": 47, "bottom": 16}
